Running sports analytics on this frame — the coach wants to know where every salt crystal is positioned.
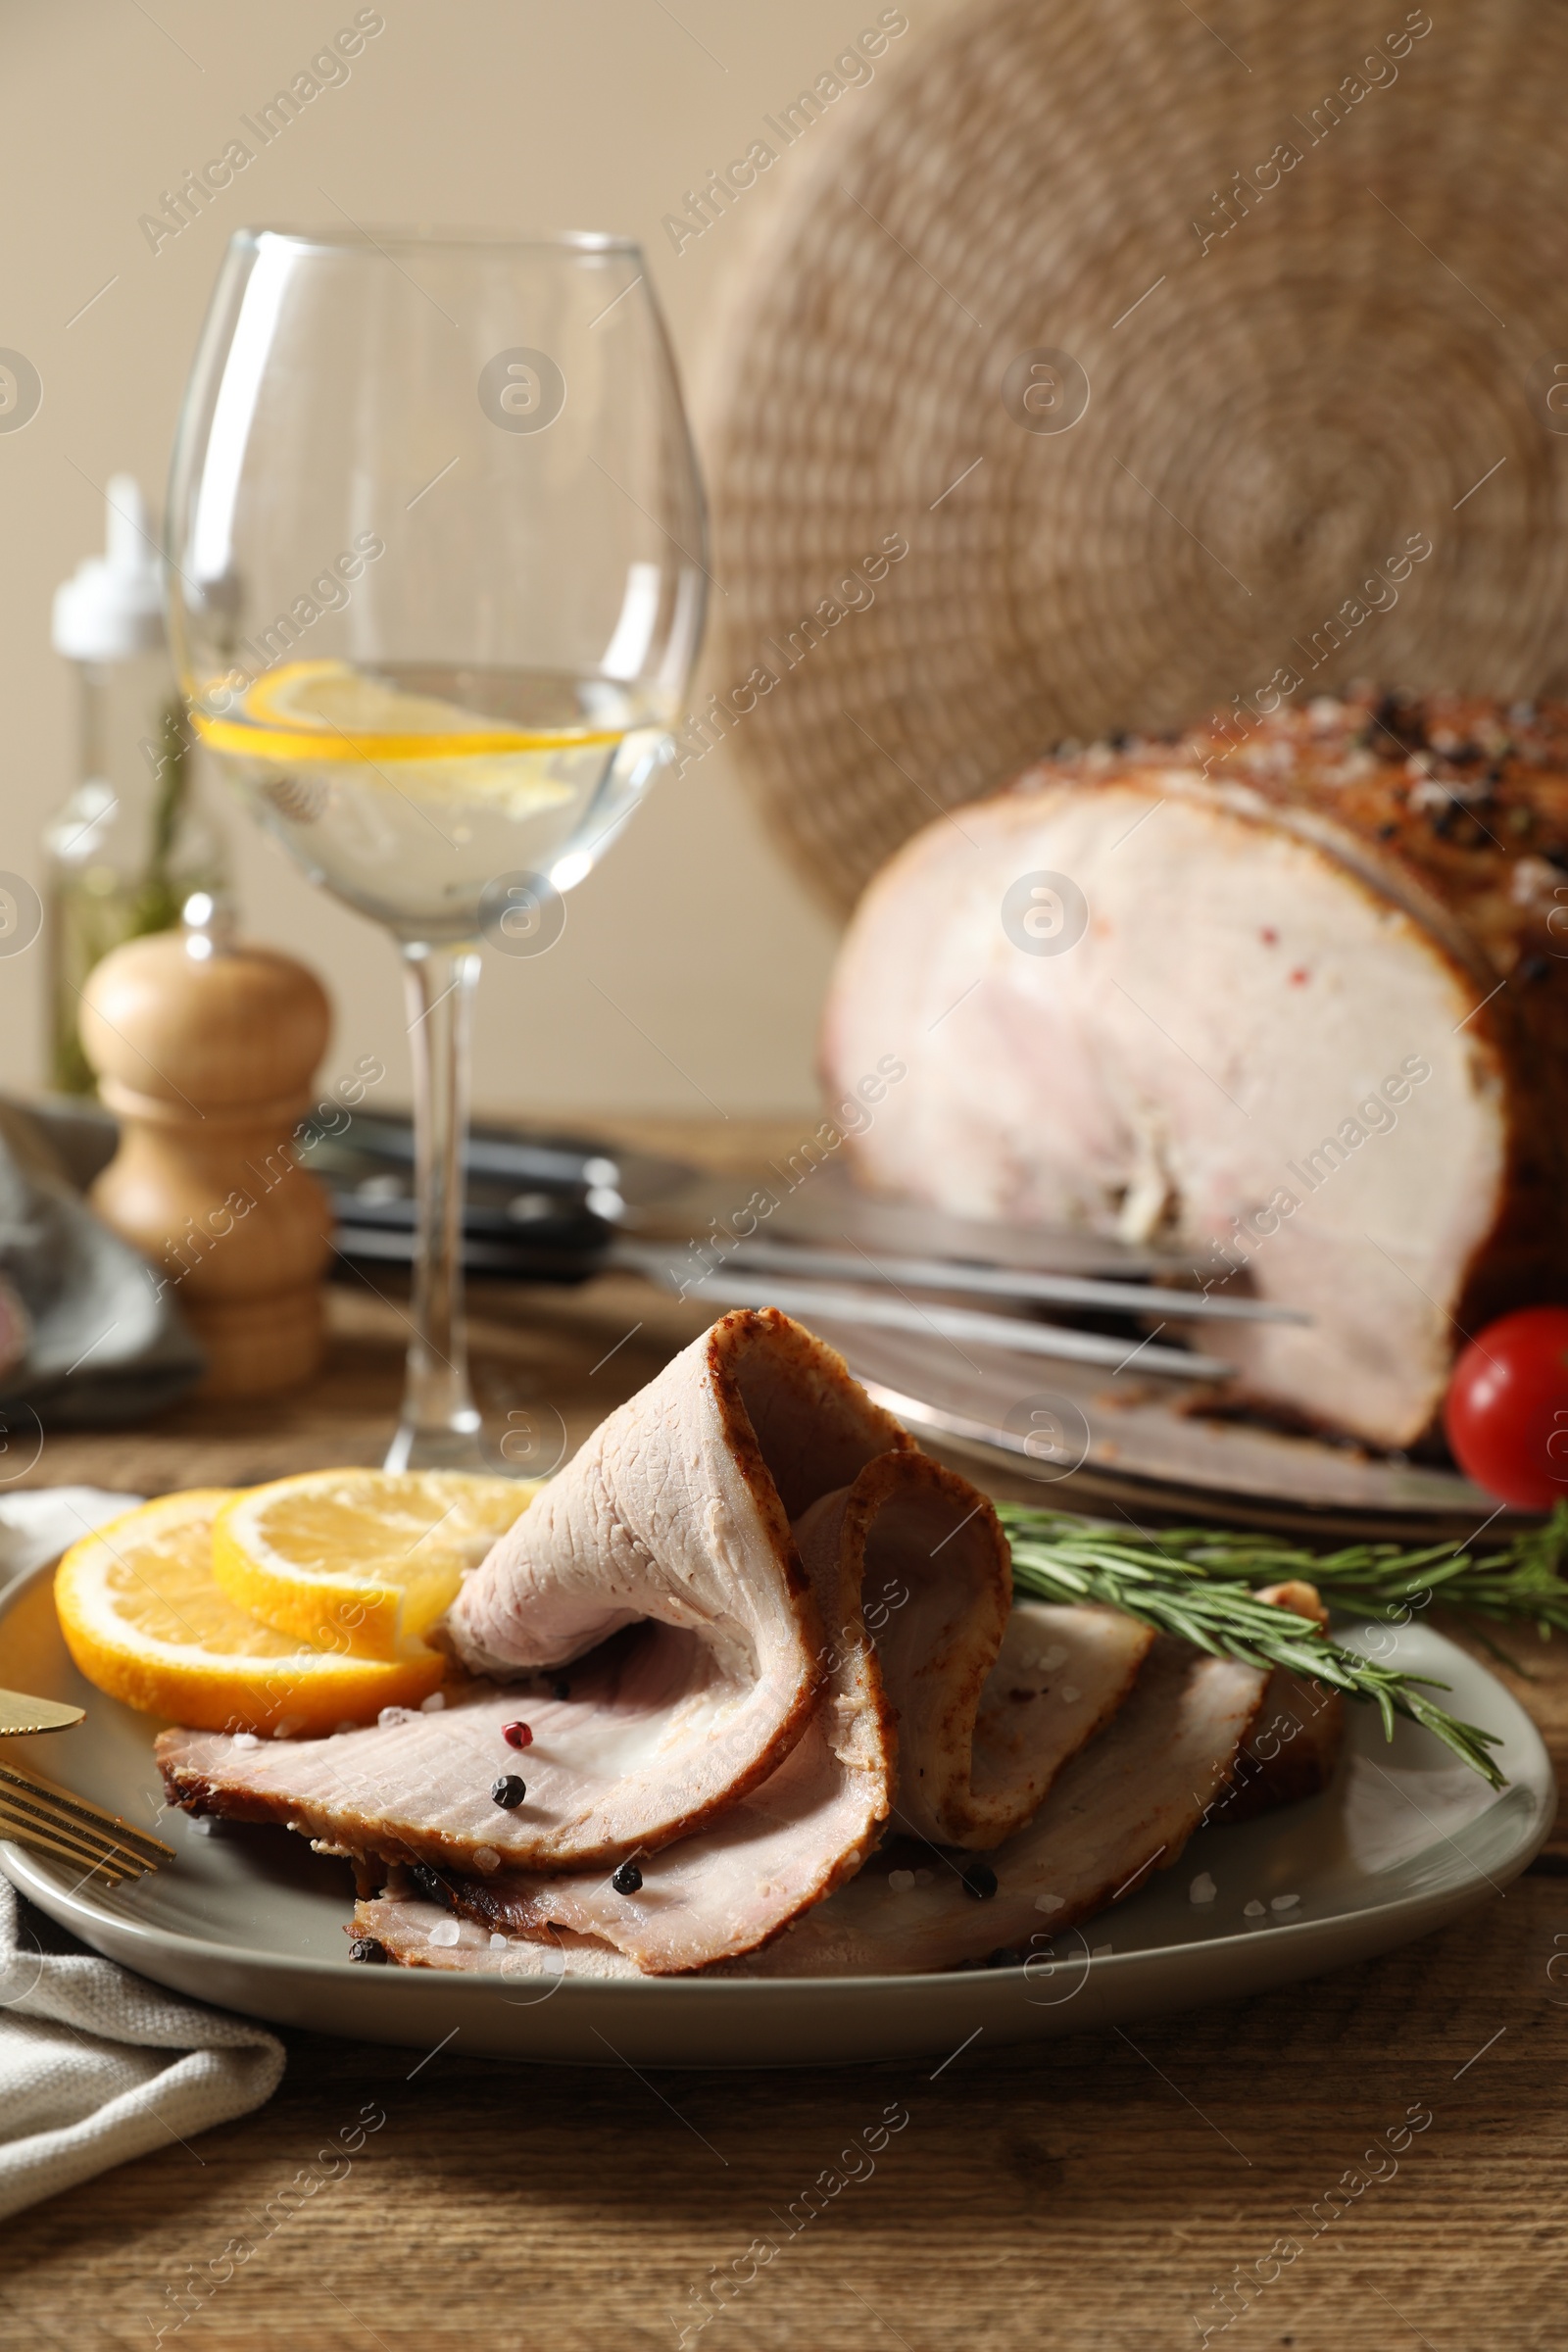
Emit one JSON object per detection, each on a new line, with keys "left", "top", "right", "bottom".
{"left": 1059, "top": 1685, "right": 1081, "bottom": 1704}
{"left": 377, "top": 1706, "right": 414, "bottom": 1729}
{"left": 427, "top": 1918, "right": 462, "bottom": 1946}
{"left": 887, "top": 1868, "right": 916, "bottom": 1893}
{"left": 473, "top": 1845, "right": 502, "bottom": 1873}
{"left": 1271, "top": 1892, "right": 1299, "bottom": 1912}
{"left": 1034, "top": 1892, "right": 1064, "bottom": 1913}
{"left": 231, "top": 1732, "right": 260, "bottom": 1749}
{"left": 1189, "top": 1872, "right": 1217, "bottom": 1905}
{"left": 419, "top": 1690, "right": 447, "bottom": 1712}
{"left": 489, "top": 1932, "right": 509, "bottom": 1949}
{"left": 1091, "top": 1942, "right": 1112, "bottom": 1958}
{"left": 189, "top": 1816, "right": 218, "bottom": 1837}
{"left": 1243, "top": 1898, "right": 1266, "bottom": 1918}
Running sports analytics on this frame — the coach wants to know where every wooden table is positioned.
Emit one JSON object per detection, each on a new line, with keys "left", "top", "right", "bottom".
{"left": 6, "top": 1124, "right": 1566, "bottom": 2349}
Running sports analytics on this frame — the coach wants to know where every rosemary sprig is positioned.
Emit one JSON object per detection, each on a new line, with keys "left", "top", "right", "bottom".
{"left": 1023, "top": 1504, "right": 1568, "bottom": 1638}
{"left": 1000, "top": 1504, "right": 1512, "bottom": 1788}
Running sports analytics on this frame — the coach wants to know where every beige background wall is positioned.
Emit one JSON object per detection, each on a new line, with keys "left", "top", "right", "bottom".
{"left": 0, "top": 0, "right": 944, "bottom": 1117}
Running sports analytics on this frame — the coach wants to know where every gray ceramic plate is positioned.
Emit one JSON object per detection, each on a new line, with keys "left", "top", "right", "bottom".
{"left": 0, "top": 1559, "right": 1553, "bottom": 2068}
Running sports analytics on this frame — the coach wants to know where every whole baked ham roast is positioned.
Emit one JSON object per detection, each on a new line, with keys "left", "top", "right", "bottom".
{"left": 820, "top": 689, "right": 1568, "bottom": 1449}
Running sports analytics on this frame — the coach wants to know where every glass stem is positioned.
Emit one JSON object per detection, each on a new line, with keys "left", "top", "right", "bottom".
{"left": 385, "top": 939, "right": 484, "bottom": 1472}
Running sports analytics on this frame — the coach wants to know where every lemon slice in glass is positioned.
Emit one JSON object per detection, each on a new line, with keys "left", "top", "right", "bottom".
{"left": 238, "top": 660, "right": 542, "bottom": 753}
{"left": 193, "top": 660, "right": 608, "bottom": 813}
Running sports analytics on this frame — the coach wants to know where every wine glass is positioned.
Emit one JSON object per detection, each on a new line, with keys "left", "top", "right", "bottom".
{"left": 165, "top": 229, "right": 707, "bottom": 1469}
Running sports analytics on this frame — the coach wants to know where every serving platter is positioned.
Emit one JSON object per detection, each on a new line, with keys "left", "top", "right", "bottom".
{"left": 812, "top": 1318, "right": 1513, "bottom": 1543}
{"left": 620, "top": 1160, "right": 1520, "bottom": 1542}
{"left": 0, "top": 1558, "right": 1552, "bottom": 2067}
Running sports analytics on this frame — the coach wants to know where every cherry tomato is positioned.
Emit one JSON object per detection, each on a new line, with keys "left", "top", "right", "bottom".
{"left": 1444, "top": 1306, "right": 1568, "bottom": 1509}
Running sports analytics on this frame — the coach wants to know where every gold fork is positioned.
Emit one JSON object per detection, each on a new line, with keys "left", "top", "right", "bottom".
{"left": 0, "top": 1687, "right": 174, "bottom": 1886}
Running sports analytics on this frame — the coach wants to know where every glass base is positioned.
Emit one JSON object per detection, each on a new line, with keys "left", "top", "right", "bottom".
{"left": 383, "top": 1413, "right": 486, "bottom": 1474}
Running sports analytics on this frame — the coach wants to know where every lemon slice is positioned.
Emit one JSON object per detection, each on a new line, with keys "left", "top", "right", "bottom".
{"left": 244, "top": 661, "right": 513, "bottom": 739}
{"left": 55, "top": 1491, "right": 444, "bottom": 1737}
{"left": 195, "top": 659, "right": 619, "bottom": 764}
{"left": 212, "top": 1468, "right": 538, "bottom": 1661}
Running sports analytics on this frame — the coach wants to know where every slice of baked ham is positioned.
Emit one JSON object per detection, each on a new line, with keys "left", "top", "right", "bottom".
{"left": 353, "top": 1609, "right": 1307, "bottom": 1982}
{"left": 429, "top": 1449, "right": 917, "bottom": 1972}
{"left": 157, "top": 1641, "right": 774, "bottom": 1877}
{"left": 726, "top": 1635, "right": 1270, "bottom": 1977}
{"left": 421, "top": 1492, "right": 1151, "bottom": 1974}
{"left": 159, "top": 1310, "right": 909, "bottom": 1873}
{"left": 352, "top": 1896, "right": 637, "bottom": 1977}
{"left": 1204, "top": 1581, "right": 1345, "bottom": 1826}
{"left": 446, "top": 1306, "right": 907, "bottom": 1683}
{"left": 820, "top": 689, "right": 1568, "bottom": 1449}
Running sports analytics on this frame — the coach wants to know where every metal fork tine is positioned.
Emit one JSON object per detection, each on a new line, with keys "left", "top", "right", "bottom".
{"left": 0, "top": 1795, "right": 144, "bottom": 1884}
{"left": 0, "top": 1812, "right": 140, "bottom": 1885}
{"left": 0, "top": 1778, "right": 150, "bottom": 1867}
{"left": 0, "top": 1757, "right": 173, "bottom": 1868}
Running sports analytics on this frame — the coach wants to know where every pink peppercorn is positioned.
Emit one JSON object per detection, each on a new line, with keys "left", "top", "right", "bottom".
{"left": 502, "top": 1721, "right": 533, "bottom": 1749}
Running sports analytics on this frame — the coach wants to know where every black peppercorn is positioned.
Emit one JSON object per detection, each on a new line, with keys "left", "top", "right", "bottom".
{"left": 962, "top": 1862, "right": 999, "bottom": 1900}
{"left": 349, "top": 1937, "right": 388, "bottom": 1964}
{"left": 412, "top": 1864, "right": 448, "bottom": 1905}
{"left": 1518, "top": 954, "right": 1550, "bottom": 984}
{"left": 985, "top": 1945, "right": 1025, "bottom": 1968}
{"left": 491, "top": 1775, "right": 527, "bottom": 1809}
{"left": 612, "top": 1861, "right": 643, "bottom": 1895}
{"left": 551, "top": 1678, "right": 570, "bottom": 1702}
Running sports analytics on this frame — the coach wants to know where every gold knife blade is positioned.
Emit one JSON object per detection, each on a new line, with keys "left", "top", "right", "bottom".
{"left": 0, "top": 1688, "right": 86, "bottom": 1736}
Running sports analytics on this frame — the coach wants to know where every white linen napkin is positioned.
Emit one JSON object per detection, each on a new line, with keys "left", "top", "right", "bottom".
{"left": 0, "top": 1883, "right": 284, "bottom": 2222}
{"left": 0, "top": 1486, "right": 285, "bottom": 2220}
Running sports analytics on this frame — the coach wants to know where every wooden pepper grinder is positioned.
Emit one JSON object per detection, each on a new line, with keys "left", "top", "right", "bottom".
{"left": 79, "top": 899, "right": 334, "bottom": 1398}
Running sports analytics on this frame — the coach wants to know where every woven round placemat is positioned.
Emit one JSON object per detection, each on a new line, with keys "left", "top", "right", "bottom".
{"left": 702, "top": 0, "right": 1568, "bottom": 915}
